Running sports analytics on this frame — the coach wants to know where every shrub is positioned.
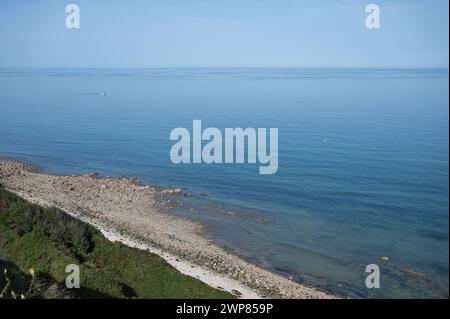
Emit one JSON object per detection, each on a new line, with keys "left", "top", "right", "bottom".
{"left": 0, "top": 187, "right": 93, "bottom": 256}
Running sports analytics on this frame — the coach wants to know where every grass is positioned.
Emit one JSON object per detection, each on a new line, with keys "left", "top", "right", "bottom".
{"left": 0, "top": 186, "right": 233, "bottom": 299}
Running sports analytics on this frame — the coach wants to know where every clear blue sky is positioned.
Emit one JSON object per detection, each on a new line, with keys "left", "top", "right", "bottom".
{"left": 0, "top": 0, "right": 448, "bottom": 68}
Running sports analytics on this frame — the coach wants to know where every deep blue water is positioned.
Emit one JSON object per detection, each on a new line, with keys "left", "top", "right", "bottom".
{"left": 0, "top": 68, "right": 448, "bottom": 298}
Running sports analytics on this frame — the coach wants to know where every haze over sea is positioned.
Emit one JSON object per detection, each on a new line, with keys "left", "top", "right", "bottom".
{"left": 0, "top": 68, "right": 448, "bottom": 298}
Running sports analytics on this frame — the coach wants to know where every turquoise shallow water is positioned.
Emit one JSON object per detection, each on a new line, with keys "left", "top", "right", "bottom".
{"left": 0, "top": 68, "right": 448, "bottom": 298}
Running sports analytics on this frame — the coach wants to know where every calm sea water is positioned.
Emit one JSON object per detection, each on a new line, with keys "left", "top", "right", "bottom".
{"left": 0, "top": 68, "right": 448, "bottom": 298}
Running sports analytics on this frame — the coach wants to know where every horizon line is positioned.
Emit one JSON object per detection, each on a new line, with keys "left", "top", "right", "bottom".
{"left": 0, "top": 66, "right": 449, "bottom": 70}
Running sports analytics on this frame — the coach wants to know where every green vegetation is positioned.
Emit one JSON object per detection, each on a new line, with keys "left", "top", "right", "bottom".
{"left": 0, "top": 186, "right": 232, "bottom": 299}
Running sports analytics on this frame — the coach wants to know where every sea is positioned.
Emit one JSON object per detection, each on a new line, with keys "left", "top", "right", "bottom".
{"left": 0, "top": 68, "right": 448, "bottom": 298}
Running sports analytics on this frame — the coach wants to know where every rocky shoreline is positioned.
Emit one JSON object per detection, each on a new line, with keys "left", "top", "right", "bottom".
{"left": 0, "top": 158, "right": 337, "bottom": 299}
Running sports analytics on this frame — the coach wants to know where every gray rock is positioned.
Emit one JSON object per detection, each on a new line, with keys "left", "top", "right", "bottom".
{"left": 231, "top": 289, "right": 242, "bottom": 297}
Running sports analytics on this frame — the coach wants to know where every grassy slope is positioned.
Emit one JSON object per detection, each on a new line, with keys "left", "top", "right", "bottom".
{"left": 0, "top": 186, "right": 232, "bottom": 299}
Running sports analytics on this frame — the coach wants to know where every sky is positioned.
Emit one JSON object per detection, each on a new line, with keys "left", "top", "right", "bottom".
{"left": 0, "top": 0, "right": 448, "bottom": 68}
